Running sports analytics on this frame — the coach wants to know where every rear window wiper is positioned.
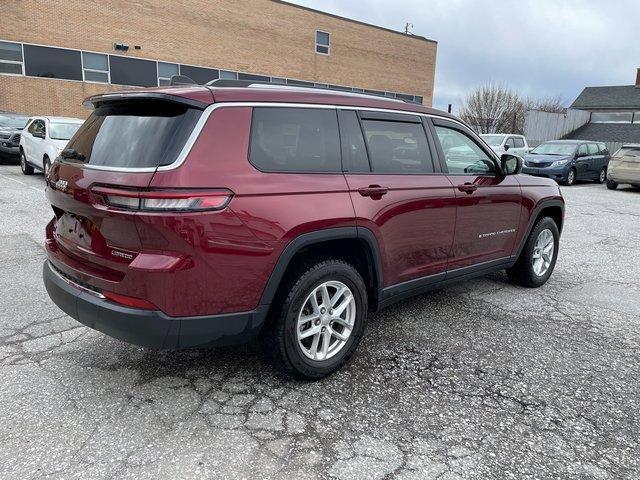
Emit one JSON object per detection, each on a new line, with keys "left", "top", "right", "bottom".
{"left": 60, "top": 148, "right": 86, "bottom": 162}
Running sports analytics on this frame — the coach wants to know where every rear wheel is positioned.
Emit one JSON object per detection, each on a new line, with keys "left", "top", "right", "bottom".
{"left": 606, "top": 179, "right": 618, "bottom": 190}
{"left": 43, "top": 156, "right": 51, "bottom": 177}
{"left": 20, "top": 150, "right": 34, "bottom": 175}
{"left": 596, "top": 167, "right": 606, "bottom": 184}
{"left": 260, "top": 257, "right": 367, "bottom": 379}
{"left": 507, "top": 217, "right": 559, "bottom": 288}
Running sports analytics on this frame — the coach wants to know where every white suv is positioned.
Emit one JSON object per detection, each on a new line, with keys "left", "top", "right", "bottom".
{"left": 20, "top": 116, "right": 84, "bottom": 176}
{"left": 481, "top": 133, "right": 530, "bottom": 157}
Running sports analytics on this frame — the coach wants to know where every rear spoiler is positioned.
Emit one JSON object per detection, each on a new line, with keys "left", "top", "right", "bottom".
{"left": 83, "top": 91, "right": 209, "bottom": 110}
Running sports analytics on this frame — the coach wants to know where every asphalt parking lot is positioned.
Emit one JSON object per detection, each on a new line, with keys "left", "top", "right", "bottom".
{"left": 0, "top": 163, "right": 639, "bottom": 480}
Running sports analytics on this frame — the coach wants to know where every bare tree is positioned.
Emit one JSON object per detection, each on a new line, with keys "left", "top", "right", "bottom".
{"left": 459, "top": 83, "right": 528, "bottom": 134}
{"left": 531, "top": 95, "right": 565, "bottom": 114}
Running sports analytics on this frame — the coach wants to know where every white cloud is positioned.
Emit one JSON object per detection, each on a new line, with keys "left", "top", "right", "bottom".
{"left": 288, "top": 0, "right": 640, "bottom": 111}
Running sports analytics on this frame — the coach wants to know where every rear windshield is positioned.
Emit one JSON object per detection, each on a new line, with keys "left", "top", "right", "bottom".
{"left": 614, "top": 147, "right": 640, "bottom": 157}
{"left": 50, "top": 122, "right": 82, "bottom": 141}
{"left": 65, "top": 101, "right": 201, "bottom": 168}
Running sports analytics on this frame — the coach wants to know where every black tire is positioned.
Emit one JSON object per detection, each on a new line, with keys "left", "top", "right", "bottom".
{"left": 259, "top": 257, "right": 368, "bottom": 380}
{"left": 596, "top": 167, "right": 606, "bottom": 184}
{"left": 20, "top": 150, "right": 34, "bottom": 175}
{"left": 43, "top": 156, "right": 51, "bottom": 178}
{"left": 507, "top": 217, "right": 559, "bottom": 288}
{"left": 562, "top": 168, "right": 576, "bottom": 186}
{"left": 606, "top": 179, "right": 618, "bottom": 190}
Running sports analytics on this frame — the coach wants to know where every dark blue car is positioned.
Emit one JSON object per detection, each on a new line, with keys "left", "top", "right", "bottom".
{"left": 522, "top": 140, "right": 610, "bottom": 186}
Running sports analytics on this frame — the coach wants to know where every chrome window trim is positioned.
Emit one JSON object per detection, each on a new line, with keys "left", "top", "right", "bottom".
{"left": 69, "top": 102, "right": 494, "bottom": 173}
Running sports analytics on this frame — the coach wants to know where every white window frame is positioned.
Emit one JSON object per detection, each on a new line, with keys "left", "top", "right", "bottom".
{"left": 157, "top": 61, "right": 180, "bottom": 86}
{"left": 81, "top": 51, "right": 110, "bottom": 84}
{"left": 0, "top": 41, "right": 25, "bottom": 76}
{"left": 315, "top": 30, "right": 330, "bottom": 55}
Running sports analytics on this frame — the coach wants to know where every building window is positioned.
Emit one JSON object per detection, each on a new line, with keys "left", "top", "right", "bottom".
{"left": 179, "top": 64, "right": 219, "bottom": 84}
{"left": 0, "top": 40, "right": 23, "bottom": 75}
{"left": 110, "top": 55, "right": 157, "bottom": 87}
{"left": 157, "top": 62, "right": 179, "bottom": 86}
{"left": 82, "top": 52, "right": 109, "bottom": 83}
{"left": 24, "top": 45, "right": 82, "bottom": 80}
{"left": 590, "top": 112, "right": 633, "bottom": 123}
{"left": 219, "top": 70, "right": 237, "bottom": 80}
{"left": 315, "top": 30, "right": 330, "bottom": 55}
{"left": 238, "top": 72, "right": 270, "bottom": 82}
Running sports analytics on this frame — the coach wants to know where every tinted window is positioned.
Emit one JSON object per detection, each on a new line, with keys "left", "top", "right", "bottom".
{"left": 109, "top": 56, "right": 157, "bottom": 87}
{"left": 238, "top": 72, "right": 270, "bottom": 82}
{"left": 361, "top": 120, "right": 433, "bottom": 173}
{"left": 250, "top": 108, "right": 340, "bottom": 172}
{"left": 24, "top": 45, "right": 82, "bottom": 80}
{"left": 513, "top": 137, "right": 525, "bottom": 148}
{"left": 614, "top": 147, "right": 640, "bottom": 157}
{"left": 578, "top": 144, "right": 589, "bottom": 156}
{"left": 587, "top": 143, "right": 599, "bottom": 155}
{"left": 339, "top": 111, "right": 369, "bottom": 172}
{"left": 435, "top": 126, "right": 496, "bottom": 174}
{"left": 599, "top": 144, "right": 609, "bottom": 155}
{"left": 158, "top": 62, "right": 179, "bottom": 86}
{"left": 180, "top": 65, "right": 219, "bottom": 84}
{"left": 64, "top": 101, "right": 202, "bottom": 168}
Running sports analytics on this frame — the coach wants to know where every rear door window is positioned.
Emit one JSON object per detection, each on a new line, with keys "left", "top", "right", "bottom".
{"left": 360, "top": 119, "right": 434, "bottom": 173}
{"left": 338, "top": 110, "right": 370, "bottom": 172}
{"left": 250, "top": 107, "right": 340, "bottom": 172}
{"left": 64, "top": 101, "right": 202, "bottom": 168}
{"left": 587, "top": 143, "right": 599, "bottom": 155}
{"left": 578, "top": 144, "right": 589, "bottom": 156}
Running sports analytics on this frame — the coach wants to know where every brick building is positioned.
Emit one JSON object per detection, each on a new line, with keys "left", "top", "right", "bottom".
{"left": 0, "top": 0, "right": 437, "bottom": 118}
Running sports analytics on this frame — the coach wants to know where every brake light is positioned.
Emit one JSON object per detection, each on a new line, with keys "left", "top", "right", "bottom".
{"left": 102, "top": 290, "right": 158, "bottom": 310}
{"left": 90, "top": 186, "right": 233, "bottom": 212}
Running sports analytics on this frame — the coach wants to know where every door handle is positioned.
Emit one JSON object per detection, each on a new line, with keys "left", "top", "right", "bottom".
{"left": 457, "top": 183, "right": 478, "bottom": 194}
{"left": 358, "top": 185, "right": 389, "bottom": 198}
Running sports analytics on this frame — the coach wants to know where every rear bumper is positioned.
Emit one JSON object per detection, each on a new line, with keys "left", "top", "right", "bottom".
{"left": 43, "top": 260, "right": 269, "bottom": 349}
{"left": 607, "top": 169, "right": 640, "bottom": 185}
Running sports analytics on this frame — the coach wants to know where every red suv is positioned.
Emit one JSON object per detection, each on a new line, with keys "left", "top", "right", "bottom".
{"left": 43, "top": 82, "right": 564, "bottom": 379}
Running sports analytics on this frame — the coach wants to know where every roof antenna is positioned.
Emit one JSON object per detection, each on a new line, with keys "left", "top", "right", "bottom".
{"left": 170, "top": 75, "right": 196, "bottom": 86}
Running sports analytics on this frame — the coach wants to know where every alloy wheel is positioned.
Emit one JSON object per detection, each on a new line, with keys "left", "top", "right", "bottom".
{"left": 532, "top": 228, "right": 554, "bottom": 276}
{"left": 567, "top": 170, "right": 575, "bottom": 185}
{"left": 20, "top": 153, "right": 26, "bottom": 172}
{"left": 599, "top": 169, "right": 606, "bottom": 183}
{"left": 296, "top": 280, "right": 356, "bottom": 361}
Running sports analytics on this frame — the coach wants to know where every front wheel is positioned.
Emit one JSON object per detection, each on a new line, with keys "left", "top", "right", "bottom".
{"left": 606, "top": 179, "right": 618, "bottom": 190}
{"left": 507, "top": 217, "right": 560, "bottom": 288}
{"left": 260, "top": 258, "right": 368, "bottom": 379}
{"left": 563, "top": 168, "right": 576, "bottom": 186}
{"left": 20, "top": 151, "right": 34, "bottom": 175}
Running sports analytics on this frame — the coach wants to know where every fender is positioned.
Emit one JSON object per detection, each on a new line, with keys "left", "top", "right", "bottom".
{"left": 512, "top": 198, "right": 565, "bottom": 260}
{"left": 258, "top": 226, "right": 384, "bottom": 308}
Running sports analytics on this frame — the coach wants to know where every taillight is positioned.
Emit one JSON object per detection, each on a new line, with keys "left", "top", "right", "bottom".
{"left": 103, "top": 290, "right": 158, "bottom": 310}
{"left": 90, "top": 186, "right": 233, "bottom": 212}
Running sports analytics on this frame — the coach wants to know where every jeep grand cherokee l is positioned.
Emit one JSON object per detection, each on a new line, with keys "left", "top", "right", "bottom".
{"left": 43, "top": 82, "right": 564, "bottom": 379}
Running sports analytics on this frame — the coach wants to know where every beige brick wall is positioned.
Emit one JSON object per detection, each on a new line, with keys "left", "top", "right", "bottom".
{"left": 0, "top": 0, "right": 436, "bottom": 117}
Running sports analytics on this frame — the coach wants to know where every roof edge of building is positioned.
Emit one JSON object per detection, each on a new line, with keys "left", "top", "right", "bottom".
{"left": 272, "top": 0, "right": 437, "bottom": 44}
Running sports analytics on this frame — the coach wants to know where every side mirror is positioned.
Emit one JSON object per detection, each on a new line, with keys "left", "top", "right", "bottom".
{"left": 33, "top": 131, "right": 45, "bottom": 139}
{"left": 500, "top": 153, "right": 522, "bottom": 175}
{"left": 503, "top": 144, "right": 510, "bottom": 151}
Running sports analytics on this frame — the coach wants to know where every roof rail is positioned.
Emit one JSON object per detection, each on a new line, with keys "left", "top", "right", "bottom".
{"left": 206, "top": 78, "right": 407, "bottom": 103}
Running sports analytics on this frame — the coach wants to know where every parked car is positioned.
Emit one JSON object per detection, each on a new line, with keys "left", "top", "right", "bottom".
{"left": 0, "top": 113, "right": 29, "bottom": 162}
{"left": 20, "top": 116, "right": 84, "bottom": 176}
{"left": 481, "top": 133, "right": 530, "bottom": 157}
{"left": 42, "top": 82, "right": 564, "bottom": 379}
{"left": 522, "top": 140, "right": 610, "bottom": 186}
{"left": 606, "top": 144, "right": 640, "bottom": 190}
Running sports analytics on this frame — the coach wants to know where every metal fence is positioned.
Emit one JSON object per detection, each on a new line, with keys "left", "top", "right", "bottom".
{"left": 524, "top": 109, "right": 591, "bottom": 147}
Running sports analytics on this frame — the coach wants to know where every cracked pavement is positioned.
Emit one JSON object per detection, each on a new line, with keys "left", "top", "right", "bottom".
{"left": 0, "top": 164, "right": 639, "bottom": 479}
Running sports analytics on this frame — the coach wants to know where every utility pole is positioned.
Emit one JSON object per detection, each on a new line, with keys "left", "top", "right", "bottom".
{"left": 404, "top": 23, "right": 414, "bottom": 35}
{"left": 447, "top": 104, "right": 452, "bottom": 114}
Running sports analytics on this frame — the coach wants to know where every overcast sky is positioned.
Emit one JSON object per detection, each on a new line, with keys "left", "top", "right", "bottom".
{"left": 290, "top": 0, "right": 640, "bottom": 112}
